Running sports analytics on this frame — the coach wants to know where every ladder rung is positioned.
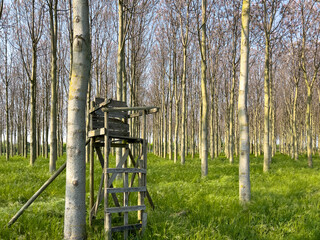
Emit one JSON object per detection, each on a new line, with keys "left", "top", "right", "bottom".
{"left": 106, "top": 205, "right": 146, "bottom": 213}
{"left": 107, "top": 187, "right": 146, "bottom": 194}
{"left": 107, "top": 168, "right": 146, "bottom": 174}
{"left": 111, "top": 223, "right": 142, "bottom": 233}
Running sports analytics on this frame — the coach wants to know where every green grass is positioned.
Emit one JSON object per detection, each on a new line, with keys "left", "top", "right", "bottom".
{"left": 1, "top": 153, "right": 320, "bottom": 239}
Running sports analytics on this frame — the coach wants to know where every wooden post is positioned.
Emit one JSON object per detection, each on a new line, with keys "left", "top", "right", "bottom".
{"left": 138, "top": 110, "right": 147, "bottom": 221}
{"left": 89, "top": 101, "right": 94, "bottom": 226}
{"left": 8, "top": 163, "right": 66, "bottom": 226}
{"left": 105, "top": 213, "right": 112, "bottom": 240}
{"left": 124, "top": 146, "right": 129, "bottom": 240}
{"left": 104, "top": 110, "right": 111, "bottom": 239}
{"left": 141, "top": 212, "right": 148, "bottom": 235}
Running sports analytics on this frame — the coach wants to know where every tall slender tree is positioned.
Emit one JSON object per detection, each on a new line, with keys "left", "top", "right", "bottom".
{"left": 199, "top": 0, "right": 208, "bottom": 176}
{"left": 239, "top": 0, "right": 251, "bottom": 203}
{"left": 48, "top": 0, "right": 58, "bottom": 173}
{"left": 64, "top": 0, "right": 91, "bottom": 238}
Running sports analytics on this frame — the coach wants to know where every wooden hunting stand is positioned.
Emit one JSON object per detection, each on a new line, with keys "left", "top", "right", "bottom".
{"left": 88, "top": 97, "right": 158, "bottom": 239}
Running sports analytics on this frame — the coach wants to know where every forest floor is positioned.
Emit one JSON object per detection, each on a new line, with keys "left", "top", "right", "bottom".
{"left": 1, "top": 153, "right": 320, "bottom": 239}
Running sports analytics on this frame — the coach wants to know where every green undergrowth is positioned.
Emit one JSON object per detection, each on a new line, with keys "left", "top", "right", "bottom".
{"left": 1, "top": 153, "right": 320, "bottom": 239}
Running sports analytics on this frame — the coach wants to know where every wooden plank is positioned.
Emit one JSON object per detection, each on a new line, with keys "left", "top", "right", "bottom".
{"left": 108, "top": 130, "right": 130, "bottom": 137}
{"left": 107, "top": 168, "right": 146, "bottom": 174}
{"left": 104, "top": 106, "right": 158, "bottom": 112}
{"left": 108, "top": 149, "right": 129, "bottom": 186}
{"left": 94, "top": 97, "right": 105, "bottom": 104}
{"left": 93, "top": 118, "right": 130, "bottom": 131}
{"left": 90, "top": 173, "right": 121, "bottom": 217}
{"left": 128, "top": 107, "right": 159, "bottom": 118}
{"left": 124, "top": 151, "right": 129, "bottom": 239}
{"left": 106, "top": 205, "right": 146, "bottom": 213}
{"left": 88, "top": 128, "right": 106, "bottom": 137}
{"left": 148, "top": 107, "right": 159, "bottom": 114}
{"left": 110, "top": 143, "right": 128, "bottom": 148}
{"left": 107, "top": 187, "right": 146, "bottom": 194}
{"left": 89, "top": 137, "right": 94, "bottom": 226}
{"left": 108, "top": 111, "right": 128, "bottom": 119}
{"left": 108, "top": 135, "right": 143, "bottom": 143}
{"left": 107, "top": 99, "right": 127, "bottom": 108}
{"left": 111, "top": 224, "right": 142, "bottom": 233}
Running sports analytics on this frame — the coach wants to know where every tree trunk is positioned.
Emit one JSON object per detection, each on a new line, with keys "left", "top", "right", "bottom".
{"left": 64, "top": 0, "right": 90, "bottom": 238}
{"left": 181, "top": 46, "right": 187, "bottom": 165}
{"left": 239, "top": 0, "right": 251, "bottom": 203}
{"left": 306, "top": 87, "right": 312, "bottom": 167}
{"left": 49, "top": 0, "right": 58, "bottom": 172}
{"left": 30, "top": 44, "right": 37, "bottom": 166}
{"left": 116, "top": 0, "right": 124, "bottom": 173}
{"left": 200, "top": 0, "right": 208, "bottom": 177}
{"left": 263, "top": 35, "right": 270, "bottom": 172}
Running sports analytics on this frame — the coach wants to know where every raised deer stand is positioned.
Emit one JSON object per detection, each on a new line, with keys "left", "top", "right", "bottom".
{"left": 88, "top": 98, "right": 158, "bottom": 240}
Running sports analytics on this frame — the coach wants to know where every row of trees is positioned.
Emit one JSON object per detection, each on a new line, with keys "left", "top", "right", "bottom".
{"left": 0, "top": 0, "right": 319, "bottom": 176}
{"left": 150, "top": 0, "right": 320, "bottom": 171}
{"left": 0, "top": 0, "right": 318, "bottom": 238}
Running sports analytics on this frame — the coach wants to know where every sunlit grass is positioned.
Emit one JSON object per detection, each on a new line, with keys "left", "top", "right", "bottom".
{"left": 1, "top": 153, "right": 320, "bottom": 239}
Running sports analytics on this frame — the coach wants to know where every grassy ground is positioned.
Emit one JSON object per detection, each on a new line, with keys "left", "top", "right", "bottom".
{"left": 1, "top": 153, "right": 320, "bottom": 239}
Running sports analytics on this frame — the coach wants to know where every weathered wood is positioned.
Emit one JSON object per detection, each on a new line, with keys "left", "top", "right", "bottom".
{"left": 89, "top": 128, "right": 129, "bottom": 138}
{"left": 141, "top": 212, "right": 148, "bottom": 235}
{"left": 93, "top": 119, "right": 129, "bottom": 131}
{"left": 128, "top": 150, "right": 155, "bottom": 209}
{"left": 107, "top": 187, "right": 146, "bottom": 194}
{"left": 146, "top": 190, "right": 155, "bottom": 210}
{"left": 8, "top": 163, "right": 66, "bottom": 226}
{"left": 104, "top": 106, "right": 158, "bottom": 112}
{"left": 108, "top": 131, "right": 130, "bottom": 137}
{"left": 108, "top": 111, "right": 128, "bottom": 119}
{"left": 124, "top": 150, "right": 129, "bottom": 240}
{"left": 94, "top": 146, "right": 121, "bottom": 212}
{"left": 128, "top": 107, "right": 159, "bottom": 118}
{"left": 106, "top": 205, "right": 146, "bottom": 213}
{"left": 92, "top": 172, "right": 104, "bottom": 217}
{"left": 94, "top": 97, "right": 104, "bottom": 104}
{"left": 110, "top": 143, "right": 128, "bottom": 148}
{"left": 109, "top": 135, "right": 143, "bottom": 143}
{"left": 106, "top": 99, "right": 127, "bottom": 108}
{"left": 105, "top": 213, "right": 112, "bottom": 240}
{"left": 89, "top": 137, "right": 94, "bottom": 226}
{"left": 88, "top": 128, "right": 106, "bottom": 137}
{"left": 111, "top": 224, "right": 142, "bottom": 233}
{"left": 104, "top": 110, "right": 110, "bottom": 238}
{"left": 91, "top": 173, "right": 121, "bottom": 217}
{"left": 107, "top": 168, "right": 146, "bottom": 174}
{"left": 108, "top": 149, "right": 129, "bottom": 186}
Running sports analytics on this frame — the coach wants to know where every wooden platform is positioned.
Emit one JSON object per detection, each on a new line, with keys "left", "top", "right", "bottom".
{"left": 87, "top": 97, "right": 158, "bottom": 240}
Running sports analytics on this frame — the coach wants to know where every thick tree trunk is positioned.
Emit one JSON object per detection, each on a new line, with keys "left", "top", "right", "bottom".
{"left": 64, "top": 0, "right": 90, "bottom": 238}
{"left": 239, "top": 0, "right": 251, "bottom": 203}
